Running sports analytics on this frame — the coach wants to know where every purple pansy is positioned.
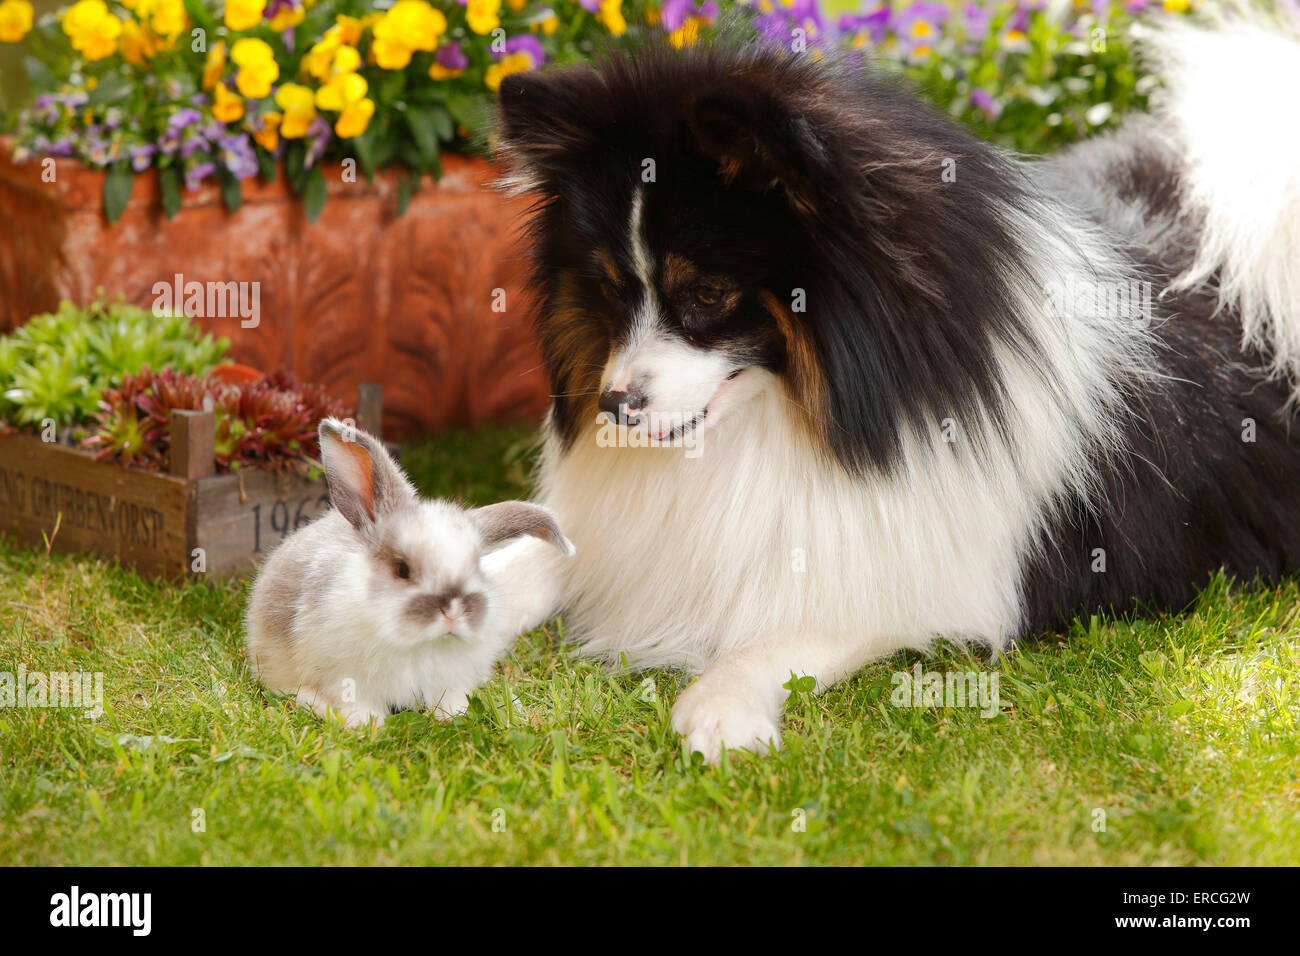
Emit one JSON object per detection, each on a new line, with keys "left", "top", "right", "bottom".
{"left": 304, "top": 116, "right": 331, "bottom": 169}
{"left": 185, "top": 159, "right": 216, "bottom": 191}
{"left": 970, "top": 87, "right": 1002, "bottom": 119}
{"left": 501, "top": 34, "right": 546, "bottom": 66}
{"left": 437, "top": 42, "right": 469, "bottom": 71}
{"left": 168, "top": 108, "right": 202, "bottom": 130}
{"left": 218, "top": 133, "right": 259, "bottom": 180}
{"left": 129, "top": 143, "right": 158, "bottom": 173}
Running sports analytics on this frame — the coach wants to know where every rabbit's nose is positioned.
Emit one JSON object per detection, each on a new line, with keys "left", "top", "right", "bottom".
{"left": 404, "top": 590, "right": 462, "bottom": 626}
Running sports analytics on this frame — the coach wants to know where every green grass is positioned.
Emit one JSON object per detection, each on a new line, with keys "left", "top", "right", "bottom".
{"left": 1, "top": 424, "right": 1298, "bottom": 865}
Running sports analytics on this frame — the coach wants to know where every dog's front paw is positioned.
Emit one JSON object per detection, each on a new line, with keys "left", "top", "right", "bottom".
{"left": 670, "top": 679, "right": 782, "bottom": 765}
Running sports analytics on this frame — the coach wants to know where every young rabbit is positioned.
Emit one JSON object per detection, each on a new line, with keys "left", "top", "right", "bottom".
{"left": 245, "top": 417, "right": 573, "bottom": 727}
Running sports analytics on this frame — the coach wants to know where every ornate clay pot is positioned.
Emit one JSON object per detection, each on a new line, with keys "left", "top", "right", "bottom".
{"left": 0, "top": 137, "right": 549, "bottom": 436}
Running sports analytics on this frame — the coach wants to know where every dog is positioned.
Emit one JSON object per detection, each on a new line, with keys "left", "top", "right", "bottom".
{"left": 484, "top": 15, "right": 1300, "bottom": 762}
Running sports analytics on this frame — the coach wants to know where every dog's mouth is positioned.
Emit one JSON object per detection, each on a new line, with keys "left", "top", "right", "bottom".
{"left": 652, "top": 368, "right": 744, "bottom": 442}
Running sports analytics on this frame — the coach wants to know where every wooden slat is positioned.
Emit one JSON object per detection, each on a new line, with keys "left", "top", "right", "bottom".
{"left": 356, "top": 383, "right": 383, "bottom": 439}
{"left": 193, "top": 467, "right": 331, "bottom": 578}
{"left": 0, "top": 436, "right": 190, "bottom": 577}
{"left": 169, "top": 409, "right": 216, "bottom": 479}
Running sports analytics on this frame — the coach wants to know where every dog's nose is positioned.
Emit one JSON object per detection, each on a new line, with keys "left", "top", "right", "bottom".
{"left": 599, "top": 386, "right": 648, "bottom": 423}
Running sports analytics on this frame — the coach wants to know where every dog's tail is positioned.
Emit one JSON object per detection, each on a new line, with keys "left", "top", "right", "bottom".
{"left": 1143, "top": 11, "right": 1300, "bottom": 391}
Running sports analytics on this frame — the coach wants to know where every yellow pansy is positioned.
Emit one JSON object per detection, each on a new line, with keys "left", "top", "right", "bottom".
{"left": 334, "top": 15, "right": 365, "bottom": 46}
{"left": 119, "top": 18, "right": 157, "bottom": 62}
{"left": 306, "top": 36, "right": 361, "bottom": 80}
{"left": 317, "top": 74, "right": 373, "bottom": 138}
{"left": 541, "top": 14, "right": 558, "bottom": 34}
{"left": 303, "top": 33, "right": 341, "bottom": 78}
{"left": 334, "top": 97, "right": 373, "bottom": 138}
{"left": 140, "top": 0, "right": 187, "bottom": 39}
{"left": 507, "top": 0, "right": 525, "bottom": 9}
{"left": 213, "top": 82, "right": 245, "bottom": 122}
{"left": 371, "top": 0, "right": 446, "bottom": 69}
{"left": 331, "top": 45, "right": 361, "bottom": 74}
{"left": 429, "top": 62, "right": 461, "bottom": 80}
{"left": 484, "top": 51, "right": 531, "bottom": 92}
{"left": 203, "top": 40, "right": 226, "bottom": 90}
{"left": 1163, "top": 0, "right": 1189, "bottom": 9}
{"left": 250, "top": 111, "right": 282, "bottom": 150}
{"left": 224, "top": 0, "right": 265, "bottom": 31}
{"left": 62, "top": 0, "right": 124, "bottom": 60}
{"left": 596, "top": 0, "right": 626, "bottom": 36}
{"left": 465, "top": 0, "right": 500, "bottom": 36}
{"left": 315, "top": 71, "right": 365, "bottom": 111}
{"left": 668, "top": 17, "right": 700, "bottom": 48}
{"left": 232, "top": 37, "right": 280, "bottom": 98}
{"left": 0, "top": 0, "right": 35, "bottom": 43}
{"left": 269, "top": 4, "right": 304, "bottom": 31}
{"left": 275, "top": 83, "right": 317, "bottom": 138}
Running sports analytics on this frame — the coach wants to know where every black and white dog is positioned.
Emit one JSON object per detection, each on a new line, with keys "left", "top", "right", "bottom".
{"left": 485, "top": 16, "right": 1300, "bottom": 761}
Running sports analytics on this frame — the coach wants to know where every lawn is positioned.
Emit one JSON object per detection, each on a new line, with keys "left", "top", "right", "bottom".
{"left": 1, "top": 424, "right": 1297, "bottom": 865}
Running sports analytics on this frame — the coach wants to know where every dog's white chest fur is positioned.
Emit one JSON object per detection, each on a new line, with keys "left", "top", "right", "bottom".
{"left": 540, "top": 378, "right": 1046, "bottom": 673}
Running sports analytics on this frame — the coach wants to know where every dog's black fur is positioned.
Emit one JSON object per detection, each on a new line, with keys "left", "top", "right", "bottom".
{"left": 497, "top": 38, "right": 1300, "bottom": 637}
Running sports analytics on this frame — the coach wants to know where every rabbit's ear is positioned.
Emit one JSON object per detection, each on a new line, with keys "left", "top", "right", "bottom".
{"left": 318, "top": 418, "right": 415, "bottom": 534}
{"left": 469, "top": 501, "right": 575, "bottom": 555}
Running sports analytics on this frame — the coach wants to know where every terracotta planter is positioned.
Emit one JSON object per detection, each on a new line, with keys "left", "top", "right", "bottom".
{"left": 0, "top": 137, "right": 549, "bottom": 436}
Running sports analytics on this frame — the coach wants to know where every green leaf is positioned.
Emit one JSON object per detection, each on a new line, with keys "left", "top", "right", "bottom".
{"left": 103, "top": 161, "right": 135, "bottom": 224}
{"left": 219, "top": 169, "right": 243, "bottom": 213}
{"left": 160, "top": 165, "right": 182, "bottom": 220}
{"left": 371, "top": 130, "right": 397, "bottom": 170}
{"left": 256, "top": 147, "right": 276, "bottom": 182}
{"left": 182, "top": 0, "right": 214, "bottom": 32}
{"left": 86, "top": 75, "right": 133, "bottom": 106}
{"left": 23, "top": 56, "right": 54, "bottom": 90}
{"left": 445, "top": 92, "right": 484, "bottom": 130}
{"left": 351, "top": 128, "right": 376, "bottom": 179}
{"left": 378, "top": 70, "right": 407, "bottom": 102}
{"left": 284, "top": 143, "right": 306, "bottom": 193}
{"left": 428, "top": 106, "right": 453, "bottom": 143}
{"left": 396, "top": 140, "right": 425, "bottom": 175}
{"left": 405, "top": 106, "right": 442, "bottom": 169}
{"left": 396, "top": 176, "right": 411, "bottom": 217}
{"left": 302, "top": 166, "right": 326, "bottom": 224}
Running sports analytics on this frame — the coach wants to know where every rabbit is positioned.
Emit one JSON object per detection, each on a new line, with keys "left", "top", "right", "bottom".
{"left": 245, "top": 417, "right": 574, "bottom": 728}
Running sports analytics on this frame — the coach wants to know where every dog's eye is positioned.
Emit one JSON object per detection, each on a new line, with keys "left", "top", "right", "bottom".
{"left": 693, "top": 285, "right": 724, "bottom": 308}
{"left": 599, "top": 279, "right": 621, "bottom": 304}
{"left": 394, "top": 559, "right": 411, "bottom": 581}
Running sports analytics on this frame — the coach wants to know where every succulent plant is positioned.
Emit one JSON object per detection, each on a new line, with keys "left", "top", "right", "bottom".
{"left": 80, "top": 369, "right": 167, "bottom": 468}
{"left": 0, "top": 298, "right": 230, "bottom": 430}
{"left": 82, "top": 365, "right": 349, "bottom": 474}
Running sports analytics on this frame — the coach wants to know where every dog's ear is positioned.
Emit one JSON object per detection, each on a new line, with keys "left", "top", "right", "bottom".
{"left": 495, "top": 67, "right": 602, "bottom": 194}
{"left": 686, "top": 85, "right": 835, "bottom": 215}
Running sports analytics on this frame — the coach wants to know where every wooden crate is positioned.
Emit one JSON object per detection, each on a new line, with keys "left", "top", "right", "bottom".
{"left": 0, "top": 385, "right": 382, "bottom": 580}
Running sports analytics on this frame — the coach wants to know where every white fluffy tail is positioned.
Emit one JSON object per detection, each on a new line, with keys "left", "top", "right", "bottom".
{"left": 1144, "top": 13, "right": 1300, "bottom": 391}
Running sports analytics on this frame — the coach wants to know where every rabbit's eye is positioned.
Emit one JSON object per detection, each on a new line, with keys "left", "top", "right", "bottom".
{"left": 394, "top": 559, "right": 411, "bottom": 581}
